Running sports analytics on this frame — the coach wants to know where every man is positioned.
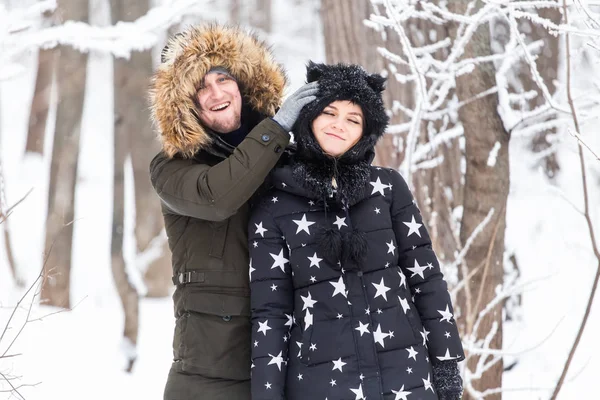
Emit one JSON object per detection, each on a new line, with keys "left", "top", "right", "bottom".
{"left": 149, "top": 25, "right": 317, "bottom": 400}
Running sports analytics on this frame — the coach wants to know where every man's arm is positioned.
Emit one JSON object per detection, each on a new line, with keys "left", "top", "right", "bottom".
{"left": 150, "top": 118, "right": 289, "bottom": 221}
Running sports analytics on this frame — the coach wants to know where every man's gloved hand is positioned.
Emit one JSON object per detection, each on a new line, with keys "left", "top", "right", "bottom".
{"left": 432, "top": 360, "right": 463, "bottom": 400}
{"left": 272, "top": 81, "right": 319, "bottom": 132}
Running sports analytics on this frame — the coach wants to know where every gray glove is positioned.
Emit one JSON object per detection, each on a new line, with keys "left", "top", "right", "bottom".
{"left": 272, "top": 81, "right": 319, "bottom": 131}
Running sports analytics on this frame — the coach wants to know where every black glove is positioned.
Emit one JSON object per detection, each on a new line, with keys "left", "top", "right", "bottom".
{"left": 432, "top": 360, "right": 463, "bottom": 400}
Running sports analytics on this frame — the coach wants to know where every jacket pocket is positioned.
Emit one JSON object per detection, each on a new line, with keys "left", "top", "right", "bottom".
{"left": 179, "top": 294, "right": 251, "bottom": 380}
{"left": 398, "top": 290, "right": 423, "bottom": 345}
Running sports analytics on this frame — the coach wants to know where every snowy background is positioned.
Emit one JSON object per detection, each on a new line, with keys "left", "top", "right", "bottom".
{"left": 2, "top": 0, "right": 600, "bottom": 399}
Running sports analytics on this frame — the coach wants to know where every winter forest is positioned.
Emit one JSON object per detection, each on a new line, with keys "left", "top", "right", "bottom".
{"left": 1, "top": 0, "right": 600, "bottom": 399}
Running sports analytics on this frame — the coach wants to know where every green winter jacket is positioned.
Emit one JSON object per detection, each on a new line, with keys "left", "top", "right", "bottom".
{"left": 149, "top": 25, "right": 288, "bottom": 382}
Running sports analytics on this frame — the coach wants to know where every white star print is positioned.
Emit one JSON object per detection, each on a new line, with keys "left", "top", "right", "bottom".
{"left": 370, "top": 177, "right": 389, "bottom": 196}
{"left": 350, "top": 383, "right": 366, "bottom": 399}
{"left": 387, "top": 240, "right": 396, "bottom": 255}
{"left": 332, "top": 357, "right": 347, "bottom": 372}
{"left": 337, "top": 313, "right": 344, "bottom": 319}
{"left": 445, "top": 331, "right": 451, "bottom": 338}
{"left": 403, "top": 215, "right": 422, "bottom": 237}
{"left": 355, "top": 321, "right": 370, "bottom": 336}
{"left": 374, "top": 207, "right": 381, "bottom": 214}
{"left": 423, "top": 373, "right": 434, "bottom": 392}
{"left": 438, "top": 304, "right": 454, "bottom": 323}
{"left": 373, "top": 324, "right": 391, "bottom": 348}
{"left": 293, "top": 214, "right": 315, "bottom": 235}
{"left": 265, "top": 382, "right": 272, "bottom": 389}
{"left": 254, "top": 222, "right": 267, "bottom": 237}
{"left": 309, "top": 343, "right": 317, "bottom": 351}
{"left": 406, "top": 367, "right": 413, "bottom": 374}
{"left": 420, "top": 328, "right": 431, "bottom": 346}
{"left": 330, "top": 276, "right": 347, "bottom": 298}
{"left": 270, "top": 284, "right": 277, "bottom": 291}
{"left": 333, "top": 216, "right": 348, "bottom": 229}
{"left": 372, "top": 277, "right": 391, "bottom": 301}
{"left": 398, "top": 270, "right": 407, "bottom": 288}
{"left": 270, "top": 249, "right": 289, "bottom": 273}
{"left": 359, "top": 374, "right": 364, "bottom": 381}
{"left": 285, "top": 314, "right": 293, "bottom": 327}
{"left": 308, "top": 200, "right": 315, "bottom": 206}
{"left": 398, "top": 296, "right": 410, "bottom": 313}
{"left": 330, "top": 379, "right": 337, "bottom": 387}
{"left": 437, "top": 348, "right": 459, "bottom": 361}
{"left": 252, "top": 241, "right": 258, "bottom": 248}
{"left": 297, "top": 373, "right": 303, "bottom": 380}
{"left": 304, "top": 309, "right": 313, "bottom": 329}
{"left": 271, "top": 197, "right": 278, "bottom": 203}
{"left": 249, "top": 259, "right": 255, "bottom": 280}
{"left": 407, "top": 259, "right": 427, "bottom": 279}
{"left": 257, "top": 320, "right": 271, "bottom": 336}
{"left": 254, "top": 340, "right": 259, "bottom": 347}
{"left": 301, "top": 292, "right": 317, "bottom": 310}
{"left": 310, "top": 276, "right": 317, "bottom": 283}
{"left": 267, "top": 351, "right": 285, "bottom": 371}
{"left": 282, "top": 182, "right": 287, "bottom": 187}
{"left": 406, "top": 346, "right": 418, "bottom": 361}
{"left": 392, "top": 385, "right": 412, "bottom": 400}
{"left": 307, "top": 252, "right": 323, "bottom": 268}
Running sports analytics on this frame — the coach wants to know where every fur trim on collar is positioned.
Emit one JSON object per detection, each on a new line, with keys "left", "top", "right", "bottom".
{"left": 150, "top": 24, "right": 287, "bottom": 158}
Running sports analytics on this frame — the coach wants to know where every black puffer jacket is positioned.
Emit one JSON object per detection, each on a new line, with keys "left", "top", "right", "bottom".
{"left": 249, "top": 63, "right": 465, "bottom": 400}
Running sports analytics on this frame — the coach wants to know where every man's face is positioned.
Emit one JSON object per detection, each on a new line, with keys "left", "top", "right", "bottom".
{"left": 196, "top": 72, "right": 242, "bottom": 134}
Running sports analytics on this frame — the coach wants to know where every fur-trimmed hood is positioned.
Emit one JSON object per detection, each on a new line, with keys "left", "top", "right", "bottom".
{"left": 149, "top": 24, "right": 287, "bottom": 158}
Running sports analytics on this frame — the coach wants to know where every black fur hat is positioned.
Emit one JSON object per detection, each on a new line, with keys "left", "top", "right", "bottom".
{"left": 291, "top": 61, "right": 389, "bottom": 206}
{"left": 290, "top": 62, "right": 389, "bottom": 270}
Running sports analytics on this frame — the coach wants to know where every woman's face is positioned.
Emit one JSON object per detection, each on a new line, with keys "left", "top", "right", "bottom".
{"left": 311, "top": 100, "right": 364, "bottom": 157}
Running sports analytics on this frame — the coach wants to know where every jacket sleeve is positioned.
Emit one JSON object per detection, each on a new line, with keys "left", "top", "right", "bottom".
{"left": 150, "top": 118, "right": 289, "bottom": 221}
{"left": 248, "top": 202, "right": 293, "bottom": 400}
{"left": 389, "top": 169, "right": 465, "bottom": 363}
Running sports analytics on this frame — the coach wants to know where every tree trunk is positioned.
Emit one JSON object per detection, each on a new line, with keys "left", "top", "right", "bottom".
{"left": 41, "top": 0, "right": 89, "bottom": 309}
{"left": 230, "top": 0, "right": 241, "bottom": 24}
{"left": 24, "top": 8, "right": 57, "bottom": 156}
{"left": 522, "top": 7, "right": 561, "bottom": 177}
{"left": 111, "top": 110, "right": 139, "bottom": 373}
{"left": 447, "top": 1, "right": 510, "bottom": 398}
{"left": 0, "top": 106, "right": 22, "bottom": 286}
{"left": 249, "top": 0, "right": 272, "bottom": 33}
{"left": 108, "top": 0, "right": 148, "bottom": 372}
{"left": 110, "top": 0, "right": 171, "bottom": 299}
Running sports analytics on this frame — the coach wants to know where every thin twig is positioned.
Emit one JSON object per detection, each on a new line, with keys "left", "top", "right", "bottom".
{"left": 567, "top": 128, "right": 600, "bottom": 161}
{"left": 551, "top": 2, "right": 600, "bottom": 399}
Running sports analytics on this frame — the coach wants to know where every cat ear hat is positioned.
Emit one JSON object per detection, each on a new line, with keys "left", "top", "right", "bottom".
{"left": 292, "top": 61, "right": 389, "bottom": 165}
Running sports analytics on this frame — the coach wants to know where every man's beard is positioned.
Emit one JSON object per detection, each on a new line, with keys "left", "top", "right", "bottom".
{"left": 211, "top": 114, "right": 242, "bottom": 134}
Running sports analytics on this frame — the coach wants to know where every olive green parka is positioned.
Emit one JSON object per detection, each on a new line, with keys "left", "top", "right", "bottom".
{"left": 148, "top": 25, "right": 288, "bottom": 391}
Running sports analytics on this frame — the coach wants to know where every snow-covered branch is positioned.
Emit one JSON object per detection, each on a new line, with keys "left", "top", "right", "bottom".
{"left": 0, "top": 0, "right": 211, "bottom": 70}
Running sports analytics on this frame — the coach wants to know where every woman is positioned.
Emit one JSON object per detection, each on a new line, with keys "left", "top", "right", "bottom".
{"left": 249, "top": 62, "right": 464, "bottom": 400}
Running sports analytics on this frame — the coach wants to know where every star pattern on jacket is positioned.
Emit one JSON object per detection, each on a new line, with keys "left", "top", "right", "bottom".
{"left": 249, "top": 168, "right": 464, "bottom": 400}
{"left": 293, "top": 214, "right": 315, "bottom": 235}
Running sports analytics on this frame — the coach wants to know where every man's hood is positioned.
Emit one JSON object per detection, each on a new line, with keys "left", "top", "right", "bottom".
{"left": 149, "top": 24, "right": 287, "bottom": 159}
